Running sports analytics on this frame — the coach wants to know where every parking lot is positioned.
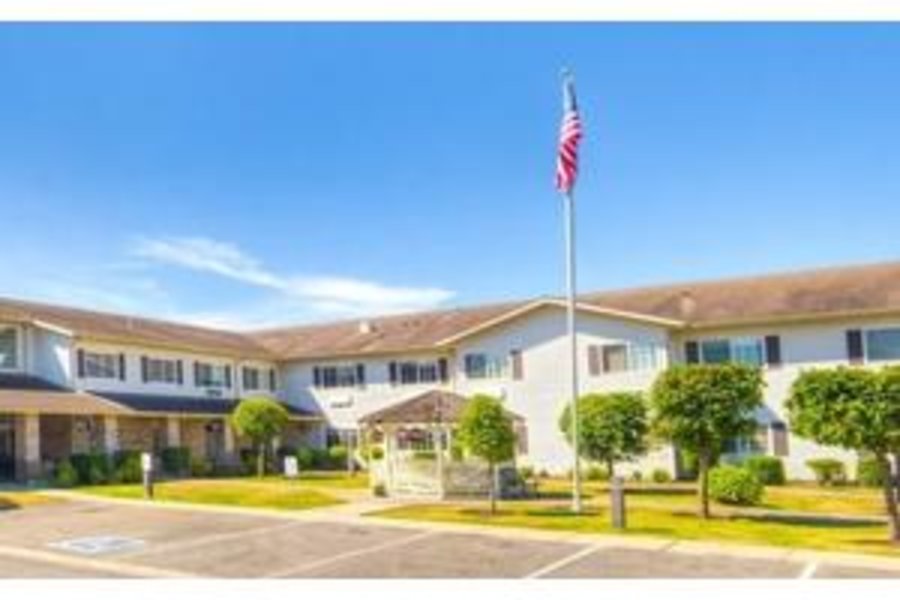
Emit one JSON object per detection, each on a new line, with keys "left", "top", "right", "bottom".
{"left": 0, "top": 498, "right": 898, "bottom": 578}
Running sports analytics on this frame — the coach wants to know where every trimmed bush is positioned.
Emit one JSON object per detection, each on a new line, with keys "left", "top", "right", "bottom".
{"left": 112, "top": 450, "right": 143, "bottom": 484}
{"left": 585, "top": 464, "right": 609, "bottom": 482}
{"left": 190, "top": 457, "right": 213, "bottom": 478}
{"left": 708, "top": 465, "right": 764, "bottom": 505}
{"left": 631, "top": 470, "right": 643, "bottom": 483}
{"left": 518, "top": 465, "right": 535, "bottom": 480}
{"left": 856, "top": 455, "right": 888, "bottom": 487}
{"left": 54, "top": 459, "right": 79, "bottom": 488}
{"left": 651, "top": 468, "right": 672, "bottom": 484}
{"left": 328, "top": 445, "right": 349, "bottom": 468}
{"left": 743, "top": 456, "right": 786, "bottom": 486}
{"left": 160, "top": 447, "right": 191, "bottom": 477}
{"left": 70, "top": 452, "right": 111, "bottom": 485}
{"left": 806, "top": 458, "right": 847, "bottom": 486}
{"left": 368, "top": 446, "right": 384, "bottom": 461}
{"left": 296, "top": 447, "right": 315, "bottom": 470}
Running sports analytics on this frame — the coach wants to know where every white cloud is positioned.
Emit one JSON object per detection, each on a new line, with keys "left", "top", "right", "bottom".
{"left": 131, "top": 235, "right": 455, "bottom": 323}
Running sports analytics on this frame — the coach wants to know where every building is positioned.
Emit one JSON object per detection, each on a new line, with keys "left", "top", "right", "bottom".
{"left": 3, "top": 260, "right": 900, "bottom": 483}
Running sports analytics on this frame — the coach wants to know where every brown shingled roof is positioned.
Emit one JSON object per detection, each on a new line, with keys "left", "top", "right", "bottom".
{"left": 0, "top": 296, "right": 273, "bottom": 359}
{"left": 582, "top": 260, "right": 900, "bottom": 327}
{"left": 358, "top": 389, "right": 523, "bottom": 425}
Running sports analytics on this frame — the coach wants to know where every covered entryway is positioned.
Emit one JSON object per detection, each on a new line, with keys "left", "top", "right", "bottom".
{"left": 0, "top": 415, "right": 15, "bottom": 481}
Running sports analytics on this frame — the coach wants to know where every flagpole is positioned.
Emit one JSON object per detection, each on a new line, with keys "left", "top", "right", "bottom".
{"left": 564, "top": 187, "right": 582, "bottom": 514}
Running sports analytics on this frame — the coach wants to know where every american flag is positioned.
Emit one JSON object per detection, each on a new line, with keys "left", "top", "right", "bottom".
{"left": 555, "top": 74, "right": 583, "bottom": 194}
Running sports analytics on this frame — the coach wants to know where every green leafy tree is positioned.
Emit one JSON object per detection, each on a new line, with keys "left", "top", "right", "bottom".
{"left": 457, "top": 394, "right": 516, "bottom": 514}
{"left": 559, "top": 392, "right": 648, "bottom": 477}
{"left": 650, "top": 363, "right": 763, "bottom": 519}
{"left": 231, "top": 396, "right": 289, "bottom": 478}
{"left": 787, "top": 367, "right": 900, "bottom": 543}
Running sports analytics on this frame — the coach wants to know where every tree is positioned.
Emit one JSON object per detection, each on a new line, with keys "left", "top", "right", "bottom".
{"left": 787, "top": 367, "right": 900, "bottom": 543}
{"left": 231, "top": 396, "right": 289, "bottom": 478}
{"left": 457, "top": 394, "right": 516, "bottom": 514}
{"left": 559, "top": 392, "right": 648, "bottom": 477}
{"left": 650, "top": 363, "right": 763, "bottom": 519}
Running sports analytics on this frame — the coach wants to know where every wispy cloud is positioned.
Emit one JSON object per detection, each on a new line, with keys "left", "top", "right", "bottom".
{"left": 131, "top": 235, "right": 455, "bottom": 324}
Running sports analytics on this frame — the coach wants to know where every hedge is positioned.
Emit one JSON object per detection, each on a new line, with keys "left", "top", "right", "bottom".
{"left": 806, "top": 458, "right": 847, "bottom": 486}
{"left": 742, "top": 456, "right": 786, "bottom": 486}
{"left": 708, "top": 465, "right": 764, "bottom": 505}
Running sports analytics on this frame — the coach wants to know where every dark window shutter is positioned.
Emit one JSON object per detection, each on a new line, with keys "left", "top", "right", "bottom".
{"left": 241, "top": 367, "right": 249, "bottom": 389}
{"left": 771, "top": 422, "right": 789, "bottom": 457}
{"left": 684, "top": 341, "right": 700, "bottom": 364}
{"left": 437, "top": 358, "right": 449, "bottom": 383}
{"left": 118, "top": 354, "right": 126, "bottom": 381}
{"left": 846, "top": 329, "right": 864, "bottom": 365}
{"left": 313, "top": 366, "right": 322, "bottom": 388}
{"left": 77, "top": 349, "right": 86, "bottom": 378}
{"left": 269, "top": 368, "right": 276, "bottom": 391}
{"left": 140, "top": 356, "right": 148, "bottom": 383}
{"left": 224, "top": 365, "right": 232, "bottom": 388}
{"left": 356, "top": 363, "right": 366, "bottom": 386}
{"left": 764, "top": 335, "right": 782, "bottom": 368}
{"left": 194, "top": 362, "right": 201, "bottom": 386}
{"left": 587, "top": 345, "right": 601, "bottom": 376}
{"left": 388, "top": 361, "right": 398, "bottom": 385}
{"left": 510, "top": 350, "right": 523, "bottom": 381}
{"left": 176, "top": 360, "right": 184, "bottom": 385}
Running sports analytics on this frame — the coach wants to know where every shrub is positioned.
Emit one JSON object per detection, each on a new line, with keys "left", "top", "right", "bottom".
{"left": 450, "top": 442, "right": 465, "bottom": 462}
{"left": 412, "top": 450, "right": 436, "bottom": 461}
{"left": 70, "top": 452, "right": 111, "bottom": 485}
{"left": 651, "top": 468, "right": 672, "bottom": 484}
{"left": 296, "top": 447, "right": 315, "bottom": 470}
{"left": 631, "top": 470, "right": 643, "bottom": 483}
{"left": 328, "top": 445, "right": 349, "bottom": 468}
{"left": 373, "top": 483, "right": 387, "bottom": 497}
{"left": 160, "top": 447, "right": 191, "bottom": 477}
{"left": 585, "top": 464, "right": 609, "bottom": 482}
{"left": 743, "top": 456, "right": 786, "bottom": 486}
{"left": 112, "top": 450, "right": 143, "bottom": 483}
{"left": 518, "top": 465, "right": 535, "bottom": 480}
{"left": 368, "top": 446, "right": 384, "bottom": 461}
{"left": 856, "top": 455, "right": 888, "bottom": 488}
{"left": 190, "top": 457, "right": 212, "bottom": 478}
{"left": 806, "top": 458, "right": 847, "bottom": 486}
{"left": 309, "top": 447, "right": 331, "bottom": 469}
{"left": 708, "top": 465, "right": 764, "bottom": 505}
{"left": 54, "top": 459, "right": 79, "bottom": 488}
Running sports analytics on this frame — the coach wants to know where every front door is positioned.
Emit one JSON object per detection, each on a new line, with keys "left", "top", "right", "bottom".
{"left": 0, "top": 416, "right": 16, "bottom": 481}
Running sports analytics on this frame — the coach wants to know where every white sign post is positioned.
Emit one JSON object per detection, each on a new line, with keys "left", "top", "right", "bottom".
{"left": 284, "top": 455, "right": 299, "bottom": 480}
{"left": 141, "top": 452, "right": 154, "bottom": 499}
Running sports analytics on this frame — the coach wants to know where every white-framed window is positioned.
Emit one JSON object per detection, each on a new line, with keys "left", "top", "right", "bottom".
{"left": 593, "top": 342, "right": 661, "bottom": 375}
{"left": 313, "top": 364, "right": 365, "bottom": 389}
{"left": 243, "top": 367, "right": 261, "bottom": 391}
{"left": 700, "top": 338, "right": 764, "bottom": 366}
{"left": 146, "top": 358, "right": 179, "bottom": 384}
{"left": 463, "top": 353, "right": 506, "bottom": 379}
{"left": 865, "top": 328, "right": 900, "bottom": 362}
{"left": 196, "top": 363, "right": 228, "bottom": 388}
{"left": 84, "top": 352, "right": 119, "bottom": 379}
{"left": 0, "top": 327, "right": 19, "bottom": 370}
{"left": 398, "top": 361, "right": 439, "bottom": 385}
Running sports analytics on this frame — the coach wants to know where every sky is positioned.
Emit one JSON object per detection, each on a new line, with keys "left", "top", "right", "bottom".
{"left": 1, "top": 23, "right": 899, "bottom": 330}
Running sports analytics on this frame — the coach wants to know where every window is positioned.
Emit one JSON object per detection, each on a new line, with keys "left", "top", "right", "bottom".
{"left": 0, "top": 327, "right": 18, "bottom": 370}
{"left": 242, "top": 367, "right": 260, "bottom": 390}
{"left": 84, "top": 352, "right": 119, "bottom": 379}
{"left": 592, "top": 342, "right": 660, "bottom": 375}
{"left": 700, "top": 339, "right": 731, "bottom": 364}
{"left": 313, "top": 364, "right": 365, "bottom": 389}
{"left": 602, "top": 344, "right": 628, "bottom": 373}
{"left": 629, "top": 343, "right": 659, "bottom": 371}
{"left": 463, "top": 353, "right": 506, "bottom": 379}
{"left": 196, "top": 363, "right": 228, "bottom": 388}
{"left": 397, "top": 361, "right": 439, "bottom": 385}
{"left": 866, "top": 328, "right": 900, "bottom": 362}
{"left": 146, "top": 358, "right": 179, "bottom": 384}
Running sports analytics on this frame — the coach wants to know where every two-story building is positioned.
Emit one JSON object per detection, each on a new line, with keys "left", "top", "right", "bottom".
{"left": 3, "top": 260, "right": 900, "bottom": 482}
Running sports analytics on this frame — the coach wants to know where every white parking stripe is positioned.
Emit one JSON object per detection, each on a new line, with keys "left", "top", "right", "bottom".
{"left": 0, "top": 544, "right": 195, "bottom": 578}
{"left": 267, "top": 530, "right": 438, "bottom": 577}
{"left": 523, "top": 544, "right": 600, "bottom": 579}
{"left": 132, "top": 520, "right": 303, "bottom": 557}
{"left": 798, "top": 562, "right": 819, "bottom": 579}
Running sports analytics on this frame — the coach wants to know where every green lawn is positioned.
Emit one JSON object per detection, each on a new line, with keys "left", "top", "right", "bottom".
{"left": 371, "top": 500, "right": 899, "bottom": 557}
{"left": 80, "top": 478, "right": 345, "bottom": 511}
{"left": 536, "top": 478, "right": 885, "bottom": 517}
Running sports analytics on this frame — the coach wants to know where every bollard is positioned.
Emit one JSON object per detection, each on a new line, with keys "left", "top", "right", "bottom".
{"left": 141, "top": 452, "right": 154, "bottom": 500}
{"left": 610, "top": 475, "right": 626, "bottom": 529}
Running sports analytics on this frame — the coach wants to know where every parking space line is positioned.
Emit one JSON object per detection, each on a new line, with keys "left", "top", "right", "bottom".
{"left": 0, "top": 544, "right": 196, "bottom": 578}
{"left": 798, "top": 562, "right": 819, "bottom": 579}
{"left": 523, "top": 544, "right": 600, "bottom": 579}
{"left": 130, "top": 520, "right": 304, "bottom": 557}
{"left": 267, "top": 530, "right": 438, "bottom": 577}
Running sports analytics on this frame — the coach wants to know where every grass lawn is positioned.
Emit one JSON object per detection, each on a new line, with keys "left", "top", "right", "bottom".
{"left": 536, "top": 478, "right": 885, "bottom": 517}
{"left": 0, "top": 491, "right": 59, "bottom": 510}
{"left": 80, "top": 477, "right": 346, "bottom": 511}
{"left": 372, "top": 500, "right": 899, "bottom": 557}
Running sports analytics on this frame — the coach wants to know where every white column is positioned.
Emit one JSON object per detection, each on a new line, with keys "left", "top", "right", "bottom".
{"left": 19, "top": 414, "right": 41, "bottom": 480}
{"left": 103, "top": 415, "right": 119, "bottom": 453}
{"left": 166, "top": 416, "right": 181, "bottom": 447}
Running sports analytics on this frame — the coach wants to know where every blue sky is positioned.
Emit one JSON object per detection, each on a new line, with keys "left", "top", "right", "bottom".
{"left": 1, "top": 23, "right": 899, "bottom": 329}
